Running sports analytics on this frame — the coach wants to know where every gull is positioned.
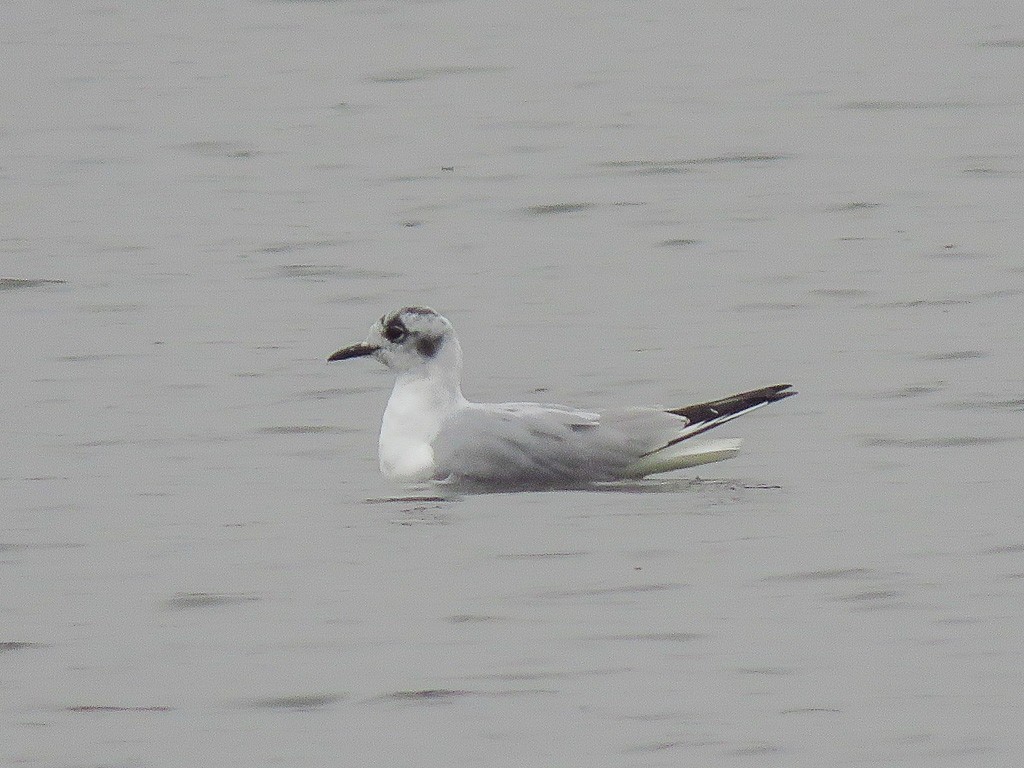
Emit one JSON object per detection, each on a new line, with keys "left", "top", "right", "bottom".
{"left": 328, "top": 306, "right": 795, "bottom": 490}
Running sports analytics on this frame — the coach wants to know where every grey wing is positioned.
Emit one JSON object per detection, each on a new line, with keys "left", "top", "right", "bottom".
{"left": 432, "top": 403, "right": 688, "bottom": 487}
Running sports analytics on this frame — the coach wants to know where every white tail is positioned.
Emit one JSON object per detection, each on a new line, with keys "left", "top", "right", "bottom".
{"left": 624, "top": 438, "right": 743, "bottom": 478}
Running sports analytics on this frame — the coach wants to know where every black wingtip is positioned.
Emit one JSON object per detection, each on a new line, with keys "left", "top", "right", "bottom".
{"left": 764, "top": 383, "right": 797, "bottom": 401}
{"left": 644, "top": 384, "right": 796, "bottom": 455}
{"left": 666, "top": 384, "right": 797, "bottom": 422}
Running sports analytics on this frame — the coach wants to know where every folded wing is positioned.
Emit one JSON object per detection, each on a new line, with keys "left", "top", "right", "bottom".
{"left": 432, "top": 385, "right": 796, "bottom": 488}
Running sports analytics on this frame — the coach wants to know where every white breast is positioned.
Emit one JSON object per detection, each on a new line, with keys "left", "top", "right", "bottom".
{"left": 378, "top": 375, "right": 458, "bottom": 482}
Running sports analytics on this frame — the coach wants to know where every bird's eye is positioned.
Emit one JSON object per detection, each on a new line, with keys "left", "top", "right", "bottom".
{"left": 383, "top": 322, "right": 406, "bottom": 343}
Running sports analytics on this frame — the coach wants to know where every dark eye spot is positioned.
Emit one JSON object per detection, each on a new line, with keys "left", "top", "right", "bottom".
{"left": 383, "top": 318, "right": 406, "bottom": 343}
{"left": 415, "top": 335, "right": 441, "bottom": 358}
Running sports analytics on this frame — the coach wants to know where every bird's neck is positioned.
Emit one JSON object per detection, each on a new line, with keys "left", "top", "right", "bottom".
{"left": 391, "top": 337, "right": 466, "bottom": 413}
{"left": 379, "top": 343, "right": 466, "bottom": 482}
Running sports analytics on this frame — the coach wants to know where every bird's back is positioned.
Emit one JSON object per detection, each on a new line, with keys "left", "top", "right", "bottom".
{"left": 432, "top": 401, "right": 686, "bottom": 488}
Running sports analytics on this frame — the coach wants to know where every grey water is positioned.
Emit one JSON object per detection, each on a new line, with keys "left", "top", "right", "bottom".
{"left": 3, "top": 1, "right": 1023, "bottom": 765}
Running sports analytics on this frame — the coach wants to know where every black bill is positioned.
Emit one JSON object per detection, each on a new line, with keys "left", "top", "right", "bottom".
{"left": 327, "top": 342, "right": 377, "bottom": 361}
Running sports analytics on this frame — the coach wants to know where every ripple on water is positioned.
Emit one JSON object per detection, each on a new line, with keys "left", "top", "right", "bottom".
{"left": 867, "top": 384, "right": 945, "bottom": 399}
{"left": 495, "top": 551, "right": 590, "bottom": 560}
{"left": 247, "top": 694, "right": 344, "bottom": 711}
{"left": 981, "top": 543, "right": 1024, "bottom": 555}
{"left": 862, "top": 435, "right": 1014, "bottom": 448}
{"left": 839, "top": 100, "right": 974, "bottom": 110}
{"left": 457, "top": 667, "right": 630, "bottom": 683}
{"left": 657, "top": 238, "right": 702, "bottom": 247}
{"left": 0, "top": 278, "right": 66, "bottom": 290}
{"left": 447, "top": 614, "right": 504, "bottom": 624}
{"left": 367, "top": 66, "right": 508, "bottom": 83}
{"left": 595, "top": 153, "right": 788, "bottom": 174}
{"left": 525, "top": 202, "right": 596, "bottom": 215}
{"left": 809, "top": 288, "right": 874, "bottom": 300}
{"left": 179, "top": 140, "right": 257, "bottom": 158}
{"left": 733, "top": 301, "right": 809, "bottom": 312}
{"left": 273, "top": 264, "right": 397, "bottom": 280}
{"left": 66, "top": 705, "right": 173, "bottom": 713}
{"left": 534, "top": 582, "right": 685, "bottom": 600}
{"left": 767, "top": 567, "right": 875, "bottom": 582}
{"left": 160, "top": 592, "right": 259, "bottom": 611}
{"left": 373, "top": 689, "right": 472, "bottom": 703}
{"left": 0, "top": 641, "right": 48, "bottom": 653}
{"left": 978, "top": 38, "right": 1024, "bottom": 48}
{"left": 368, "top": 688, "right": 554, "bottom": 705}
{"left": 256, "top": 239, "right": 342, "bottom": 255}
{"left": 583, "top": 632, "right": 704, "bottom": 643}
{"left": 826, "top": 201, "right": 883, "bottom": 212}
{"left": 834, "top": 589, "right": 902, "bottom": 603}
{"left": 919, "top": 350, "right": 989, "bottom": 361}
{"left": 259, "top": 425, "right": 351, "bottom": 435}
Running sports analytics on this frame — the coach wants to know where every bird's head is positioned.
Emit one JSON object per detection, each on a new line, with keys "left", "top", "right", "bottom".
{"left": 328, "top": 306, "right": 458, "bottom": 374}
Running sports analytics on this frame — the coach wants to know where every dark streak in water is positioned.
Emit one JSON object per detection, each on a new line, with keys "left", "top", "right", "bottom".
{"left": 624, "top": 741, "right": 689, "bottom": 753}
{"left": 592, "top": 478, "right": 705, "bottom": 494}
{"left": 921, "top": 248, "right": 991, "bottom": 260}
{"left": 863, "top": 435, "right": 1013, "bottom": 448}
{"left": 920, "top": 350, "right": 988, "bottom": 361}
{"left": 736, "top": 666, "right": 795, "bottom": 676}
{"left": 525, "top": 202, "right": 595, "bottom": 215}
{"left": 300, "top": 386, "right": 383, "bottom": 400}
{"left": 781, "top": 707, "right": 842, "bottom": 714}
{"left": 180, "top": 140, "right": 257, "bottom": 158}
{"left": 769, "top": 568, "right": 874, "bottom": 582}
{"left": 942, "top": 399, "right": 1024, "bottom": 412}
{"left": 597, "top": 153, "right": 788, "bottom": 171}
{"left": 257, "top": 240, "right": 343, "bottom": 255}
{"left": 874, "top": 298, "right": 971, "bottom": 308}
{"left": 365, "top": 496, "right": 453, "bottom": 504}
{"left": 391, "top": 507, "right": 455, "bottom": 525}
{"left": 657, "top": 238, "right": 702, "bottom": 247}
{"left": 367, "top": 66, "right": 507, "bottom": 83}
{"left": 496, "top": 551, "right": 589, "bottom": 560}
{"left": 0, "top": 278, "right": 66, "bottom": 290}
{"left": 827, "top": 201, "right": 882, "bottom": 212}
{"left": 974, "top": 288, "right": 1024, "bottom": 299}
{"left": 248, "top": 694, "right": 343, "bottom": 710}
{"left": 0, "top": 642, "right": 47, "bottom": 653}
{"left": 370, "top": 688, "right": 553, "bottom": 704}
{"left": 734, "top": 301, "right": 808, "bottom": 312}
{"left": 840, "top": 100, "right": 974, "bottom": 110}
{"left": 535, "top": 582, "right": 684, "bottom": 599}
{"left": 161, "top": 592, "right": 259, "bottom": 611}
{"left": 982, "top": 544, "right": 1024, "bottom": 555}
{"left": 871, "top": 385, "right": 943, "bottom": 399}
{"left": 259, "top": 425, "right": 348, "bottom": 434}
{"left": 67, "top": 705, "right": 173, "bottom": 713}
{"left": 372, "top": 689, "right": 471, "bottom": 703}
{"left": 458, "top": 667, "right": 631, "bottom": 683}
{"left": 448, "top": 614, "right": 503, "bottom": 624}
{"left": 876, "top": 287, "right": 1019, "bottom": 307}
{"left": 835, "top": 589, "right": 900, "bottom": 602}
{"left": 810, "top": 288, "right": 873, "bottom": 299}
{"left": 1, "top": 541, "right": 83, "bottom": 553}
{"left": 275, "top": 264, "right": 396, "bottom": 280}
{"left": 978, "top": 39, "right": 1024, "bottom": 48}
{"left": 586, "top": 632, "right": 704, "bottom": 643}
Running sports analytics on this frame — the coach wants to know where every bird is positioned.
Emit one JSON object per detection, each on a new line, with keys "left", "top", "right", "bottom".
{"left": 328, "top": 306, "right": 795, "bottom": 490}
